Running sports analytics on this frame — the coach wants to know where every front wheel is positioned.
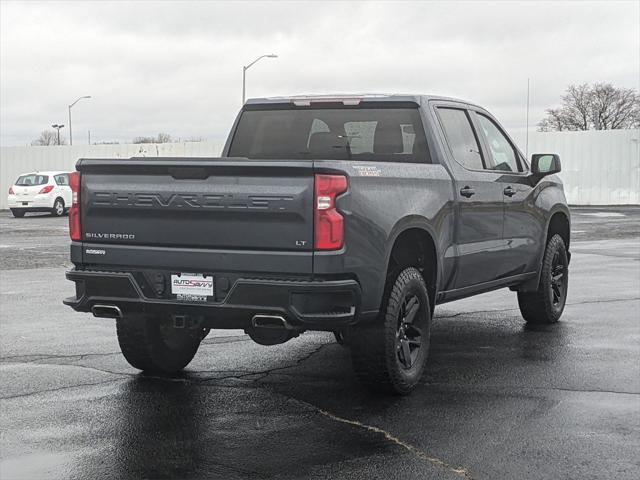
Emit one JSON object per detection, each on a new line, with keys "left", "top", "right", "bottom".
{"left": 350, "top": 267, "right": 432, "bottom": 395}
{"left": 517, "top": 234, "right": 569, "bottom": 324}
{"left": 51, "top": 198, "right": 65, "bottom": 217}
{"left": 116, "top": 315, "right": 203, "bottom": 373}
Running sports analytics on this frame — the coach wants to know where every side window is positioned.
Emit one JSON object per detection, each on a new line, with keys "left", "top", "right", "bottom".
{"left": 437, "top": 108, "right": 484, "bottom": 170}
{"left": 476, "top": 114, "right": 521, "bottom": 172}
{"left": 54, "top": 174, "right": 69, "bottom": 186}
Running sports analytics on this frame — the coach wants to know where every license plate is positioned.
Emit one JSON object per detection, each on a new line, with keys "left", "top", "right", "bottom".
{"left": 22, "top": 202, "right": 28, "bottom": 206}
{"left": 170, "top": 273, "right": 213, "bottom": 300}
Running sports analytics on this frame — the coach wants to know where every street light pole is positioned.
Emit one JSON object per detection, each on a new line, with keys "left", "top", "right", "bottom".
{"left": 51, "top": 124, "right": 65, "bottom": 145}
{"left": 68, "top": 95, "right": 91, "bottom": 145}
{"left": 242, "top": 54, "right": 278, "bottom": 104}
{"left": 242, "top": 66, "right": 247, "bottom": 106}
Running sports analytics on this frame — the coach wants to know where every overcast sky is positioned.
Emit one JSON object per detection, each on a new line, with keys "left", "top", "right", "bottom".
{"left": 1, "top": 0, "right": 638, "bottom": 148}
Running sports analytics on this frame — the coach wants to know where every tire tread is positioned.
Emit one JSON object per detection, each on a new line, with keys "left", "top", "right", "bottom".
{"left": 518, "top": 234, "right": 568, "bottom": 324}
{"left": 351, "top": 267, "right": 431, "bottom": 395}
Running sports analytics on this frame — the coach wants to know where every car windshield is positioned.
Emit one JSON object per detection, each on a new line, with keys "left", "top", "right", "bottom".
{"left": 228, "top": 104, "right": 430, "bottom": 163}
{"left": 15, "top": 174, "right": 48, "bottom": 186}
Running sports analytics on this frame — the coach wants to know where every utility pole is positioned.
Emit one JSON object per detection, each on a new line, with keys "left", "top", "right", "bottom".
{"left": 51, "top": 124, "right": 65, "bottom": 145}
{"left": 525, "top": 78, "right": 530, "bottom": 160}
{"left": 242, "top": 54, "right": 278, "bottom": 104}
{"left": 68, "top": 95, "right": 91, "bottom": 145}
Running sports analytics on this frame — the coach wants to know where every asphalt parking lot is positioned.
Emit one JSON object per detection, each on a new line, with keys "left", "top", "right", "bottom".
{"left": 1, "top": 206, "right": 639, "bottom": 480}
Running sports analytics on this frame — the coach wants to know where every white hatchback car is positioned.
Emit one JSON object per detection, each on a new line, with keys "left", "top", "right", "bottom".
{"left": 7, "top": 171, "right": 73, "bottom": 218}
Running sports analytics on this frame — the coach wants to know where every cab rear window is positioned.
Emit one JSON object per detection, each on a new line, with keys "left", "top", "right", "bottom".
{"left": 15, "top": 174, "right": 48, "bottom": 186}
{"left": 229, "top": 105, "right": 431, "bottom": 163}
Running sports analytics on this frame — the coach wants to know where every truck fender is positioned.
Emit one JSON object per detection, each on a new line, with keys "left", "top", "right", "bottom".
{"left": 380, "top": 215, "right": 441, "bottom": 301}
{"left": 519, "top": 196, "right": 571, "bottom": 292}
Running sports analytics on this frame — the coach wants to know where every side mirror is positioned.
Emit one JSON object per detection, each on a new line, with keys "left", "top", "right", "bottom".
{"left": 531, "top": 153, "right": 561, "bottom": 176}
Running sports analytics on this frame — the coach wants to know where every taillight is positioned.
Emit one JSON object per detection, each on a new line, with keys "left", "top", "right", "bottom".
{"left": 68, "top": 172, "right": 81, "bottom": 241}
{"left": 8, "top": 186, "right": 14, "bottom": 195}
{"left": 38, "top": 185, "right": 54, "bottom": 194}
{"left": 314, "top": 174, "right": 348, "bottom": 250}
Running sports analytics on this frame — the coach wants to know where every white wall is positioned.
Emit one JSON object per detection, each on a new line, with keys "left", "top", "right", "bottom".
{"left": 1, "top": 130, "right": 638, "bottom": 209}
{"left": 523, "top": 129, "right": 639, "bottom": 205}
{"left": 0, "top": 142, "right": 222, "bottom": 210}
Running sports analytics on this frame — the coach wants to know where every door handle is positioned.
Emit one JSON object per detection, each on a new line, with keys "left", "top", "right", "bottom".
{"left": 460, "top": 186, "right": 475, "bottom": 198}
{"left": 503, "top": 186, "right": 516, "bottom": 197}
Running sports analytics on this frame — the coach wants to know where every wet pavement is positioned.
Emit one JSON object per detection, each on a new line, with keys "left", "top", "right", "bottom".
{"left": 1, "top": 207, "right": 639, "bottom": 479}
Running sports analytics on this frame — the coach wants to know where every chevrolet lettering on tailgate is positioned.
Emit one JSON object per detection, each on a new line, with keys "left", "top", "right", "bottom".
{"left": 89, "top": 191, "right": 296, "bottom": 211}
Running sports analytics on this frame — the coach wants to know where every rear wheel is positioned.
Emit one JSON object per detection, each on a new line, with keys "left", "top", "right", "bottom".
{"left": 517, "top": 234, "right": 569, "bottom": 324}
{"left": 51, "top": 198, "right": 64, "bottom": 217}
{"left": 350, "top": 267, "right": 432, "bottom": 395}
{"left": 10, "top": 209, "right": 25, "bottom": 218}
{"left": 333, "top": 329, "right": 350, "bottom": 347}
{"left": 116, "top": 315, "right": 203, "bottom": 373}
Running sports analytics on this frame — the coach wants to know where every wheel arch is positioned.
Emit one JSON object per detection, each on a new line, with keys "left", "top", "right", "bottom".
{"left": 519, "top": 205, "right": 571, "bottom": 292}
{"left": 547, "top": 209, "right": 570, "bottom": 252}
{"left": 383, "top": 216, "right": 440, "bottom": 312}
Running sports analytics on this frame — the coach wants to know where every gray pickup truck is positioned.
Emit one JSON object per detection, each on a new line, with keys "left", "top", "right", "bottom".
{"left": 64, "top": 94, "right": 570, "bottom": 394}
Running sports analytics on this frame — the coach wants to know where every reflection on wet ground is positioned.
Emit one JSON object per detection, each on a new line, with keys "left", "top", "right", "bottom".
{"left": 1, "top": 209, "right": 639, "bottom": 479}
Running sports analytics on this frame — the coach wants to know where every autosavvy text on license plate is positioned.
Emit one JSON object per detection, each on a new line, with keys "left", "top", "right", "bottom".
{"left": 170, "top": 273, "right": 214, "bottom": 301}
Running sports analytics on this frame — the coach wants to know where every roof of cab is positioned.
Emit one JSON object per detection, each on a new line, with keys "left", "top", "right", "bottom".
{"left": 244, "top": 93, "right": 481, "bottom": 109}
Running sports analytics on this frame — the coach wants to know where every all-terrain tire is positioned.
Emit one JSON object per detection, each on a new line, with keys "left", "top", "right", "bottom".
{"left": 350, "top": 267, "right": 432, "bottom": 395}
{"left": 333, "top": 329, "right": 350, "bottom": 347}
{"left": 116, "top": 315, "right": 202, "bottom": 373}
{"left": 518, "top": 234, "right": 569, "bottom": 324}
{"left": 10, "top": 209, "right": 25, "bottom": 218}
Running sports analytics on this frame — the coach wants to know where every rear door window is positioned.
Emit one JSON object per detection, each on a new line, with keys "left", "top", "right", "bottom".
{"left": 436, "top": 108, "right": 485, "bottom": 170}
{"left": 54, "top": 174, "right": 69, "bottom": 186}
{"left": 15, "top": 174, "right": 48, "bottom": 186}
{"left": 229, "top": 105, "right": 431, "bottom": 163}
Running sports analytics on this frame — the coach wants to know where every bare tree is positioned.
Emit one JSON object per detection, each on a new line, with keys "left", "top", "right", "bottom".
{"left": 590, "top": 83, "right": 639, "bottom": 130}
{"left": 538, "top": 108, "right": 567, "bottom": 132}
{"left": 539, "top": 83, "right": 640, "bottom": 131}
{"left": 132, "top": 133, "right": 173, "bottom": 144}
{"left": 132, "top": 136, "right": 154, "bottom": 144}
{"left": 156, "top": 132, "right": 172, "bottom": 143}
{"left": 31, "top": 130, "right": 66, "bottom": 146}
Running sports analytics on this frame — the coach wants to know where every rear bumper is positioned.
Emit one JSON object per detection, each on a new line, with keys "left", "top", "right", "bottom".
{"left": 9, "top": 207, "right": 56, "bottom": 213}
{"left": 8, "top": 194, "right": 54, "bottom": 209}
{"left": 63, "top": 269, "right": 361, "bottom": 331}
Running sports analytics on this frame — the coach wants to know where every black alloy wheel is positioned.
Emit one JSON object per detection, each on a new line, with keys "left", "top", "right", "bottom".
{"left": 395, "top": 294, "right": 424, "bottom": 370}
{"left": 518, "top": 234, "right": 569, "bottom": 324}
{"left": 351, "top": 267, "right": 432, "bottom": 394}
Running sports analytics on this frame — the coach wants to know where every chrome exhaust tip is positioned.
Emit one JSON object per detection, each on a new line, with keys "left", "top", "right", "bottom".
{"left": 91, "top": 304, "right": 123, "bottom": 319}
{"left": 251, "top": 314, "right": 291, "bottom": 330}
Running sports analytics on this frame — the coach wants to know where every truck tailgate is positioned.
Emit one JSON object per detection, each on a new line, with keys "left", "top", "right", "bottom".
{"left": 78, "top": 158, "right": 314, "bottom": 252}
